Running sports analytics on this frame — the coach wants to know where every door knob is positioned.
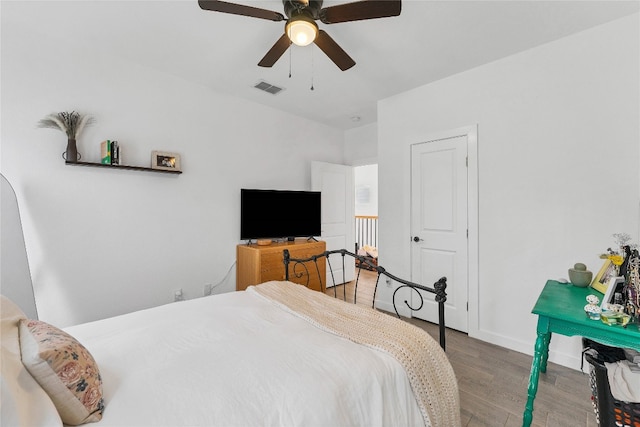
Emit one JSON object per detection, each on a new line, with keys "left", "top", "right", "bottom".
{"left": 413, "top": 236, "right": 423, "bottom": 242}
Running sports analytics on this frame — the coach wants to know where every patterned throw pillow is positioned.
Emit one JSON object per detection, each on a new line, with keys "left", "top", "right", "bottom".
{"left": 19, "top": 319, "right": 104, "bottom": 425}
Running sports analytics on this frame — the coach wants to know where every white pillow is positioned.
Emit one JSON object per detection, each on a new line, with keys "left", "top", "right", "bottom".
{"left": 1, "top": 295, "right": 62, "bottom": 426}
{"left": 19, "top": 318, "right": 104, "bottom": 425}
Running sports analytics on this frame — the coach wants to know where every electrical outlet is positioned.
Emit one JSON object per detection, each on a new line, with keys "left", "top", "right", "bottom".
{"left": 174, "top": 289, "right": 184, "bottom": 302}
{"left": 203, "top": 283, "right": 212, "bottom": 296}
{"left": 386, "top": 278, "right": 392, "bottom": 288}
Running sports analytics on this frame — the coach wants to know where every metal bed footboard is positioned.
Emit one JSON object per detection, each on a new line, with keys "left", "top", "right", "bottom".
{"left": 283, "top": 248, "right": 448, "bottom": 350}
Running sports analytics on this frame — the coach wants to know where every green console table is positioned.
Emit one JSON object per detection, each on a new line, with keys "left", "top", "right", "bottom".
{"left": 522, "top": 280, "right": 640, "bottom": 427}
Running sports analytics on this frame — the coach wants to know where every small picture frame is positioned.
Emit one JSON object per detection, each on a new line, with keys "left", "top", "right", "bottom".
{"left": 151, "top": 151, "right": 181, "bottom": 171}
{"left": 600, "top": 276, "right": 625, "bottom": 310}
{"left": 590, "top": 259, "right": 617, "bottom": 294}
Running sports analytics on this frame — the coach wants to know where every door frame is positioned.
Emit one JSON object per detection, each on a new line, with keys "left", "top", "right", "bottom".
{"left": 410, "top": 125, "right": 478, "bottom": 337}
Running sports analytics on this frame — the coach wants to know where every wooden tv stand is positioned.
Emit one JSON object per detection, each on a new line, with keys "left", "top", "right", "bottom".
{"left": 236, "top": 239, "right": 326, "bottom": 292}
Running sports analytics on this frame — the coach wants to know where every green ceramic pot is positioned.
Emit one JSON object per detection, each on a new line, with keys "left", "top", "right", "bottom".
{"left": 569, "top": 263, "right": 592, "bottom": 287}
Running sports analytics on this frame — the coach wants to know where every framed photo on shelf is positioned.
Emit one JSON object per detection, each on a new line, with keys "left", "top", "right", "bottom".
{"left": 151, "top": 151, "right": 181, "bottom": 172}
{"left": 600, "top": 276, "right": 625, "bottom": 310}
{"left": 590, "top": 259, "right": 617, "bottom": 294}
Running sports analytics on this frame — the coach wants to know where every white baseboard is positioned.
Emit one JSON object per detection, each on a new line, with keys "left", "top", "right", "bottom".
{"left": 469, "top": 329, "right": 584, "bottom": 371}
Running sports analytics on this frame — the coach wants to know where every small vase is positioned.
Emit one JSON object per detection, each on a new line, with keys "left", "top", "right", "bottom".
{"left": 65, "top": 138, "right": 80, "bottom": 162}
{"left": 568, "top": 263, "right": 592, "bottom": 287}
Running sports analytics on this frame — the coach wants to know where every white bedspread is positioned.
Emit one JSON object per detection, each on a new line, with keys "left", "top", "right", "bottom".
{"left": 64, "top": 284, "right": 426, "bottom": 427}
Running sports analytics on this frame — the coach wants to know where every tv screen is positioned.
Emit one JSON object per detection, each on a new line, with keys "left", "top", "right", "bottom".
{"left": 240, "top": 189, "right": 322, "bottom": 240}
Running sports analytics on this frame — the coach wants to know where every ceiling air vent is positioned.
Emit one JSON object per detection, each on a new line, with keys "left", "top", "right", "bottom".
{"left": 253, "top": 80, "right": 285, "bottom": 95}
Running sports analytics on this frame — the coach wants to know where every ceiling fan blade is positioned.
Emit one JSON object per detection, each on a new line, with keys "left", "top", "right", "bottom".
{"left": 314, "top": 30, "right": 355, "bottom": 71}
{"left": 258, "top": 34, "right": 291, "bottom": 67}
{"left": 320, "top": 0, "right": 401, "bottom": 24}
{"left": 198, "top": 0, "right": 284, "bottom": 21}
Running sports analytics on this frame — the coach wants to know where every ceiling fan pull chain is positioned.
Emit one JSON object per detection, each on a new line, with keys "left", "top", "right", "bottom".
{"left": 310, "top": 46, "right": 314, "bottom": 91}
{"left": 289, "top": 45, "right": 292, "bottom": 78}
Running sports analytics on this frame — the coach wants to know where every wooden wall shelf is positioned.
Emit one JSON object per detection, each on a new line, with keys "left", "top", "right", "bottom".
{"left": 65, "top": 161, "right": 182, "bottom": 175}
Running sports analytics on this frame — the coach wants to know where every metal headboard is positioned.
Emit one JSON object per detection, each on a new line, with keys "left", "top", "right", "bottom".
{"left": 283, "top": 248, "right": 448, "bottom": 350}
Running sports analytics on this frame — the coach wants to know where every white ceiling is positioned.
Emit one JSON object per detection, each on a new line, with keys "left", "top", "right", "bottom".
{"left": 3, "top": 0, "right": 639, "bottom": 130}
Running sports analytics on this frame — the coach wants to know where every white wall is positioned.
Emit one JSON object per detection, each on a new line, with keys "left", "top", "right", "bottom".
{"left": 1, "top": 20, "right": 344, "bottom": 327}
{"left": 377, "top": 15, "right": 639, "bottom": 369}
{"left": 344, "top": 122, "right": 377, "bottom": 166}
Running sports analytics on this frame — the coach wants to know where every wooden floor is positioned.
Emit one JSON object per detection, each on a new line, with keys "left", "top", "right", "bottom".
{"left": 327, "top": 270, "right": 598, "bottom": 427}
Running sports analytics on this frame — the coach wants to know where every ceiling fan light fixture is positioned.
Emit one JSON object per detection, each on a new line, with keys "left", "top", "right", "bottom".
{"left": 286, "top": 16, "right": 318, "bottom": 47}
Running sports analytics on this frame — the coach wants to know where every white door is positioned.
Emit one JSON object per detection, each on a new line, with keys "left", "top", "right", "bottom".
{"left": 410, "top": 135, "right": 468, "bottom": 332}
{"left": 311, "top": 161, "right": 355, "bottom": 287}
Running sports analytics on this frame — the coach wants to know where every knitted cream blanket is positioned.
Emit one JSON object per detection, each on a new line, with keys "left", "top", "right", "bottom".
{"left": 250, "top": 281, "right": 461, "bottom": 427}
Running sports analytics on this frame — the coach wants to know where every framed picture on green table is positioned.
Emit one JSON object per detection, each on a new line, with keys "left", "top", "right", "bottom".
{"left": 600, "top": 276, "right": 625, "bottom": 310}
{"left": 590, "top": 259, "right": 616, "bottom": 294}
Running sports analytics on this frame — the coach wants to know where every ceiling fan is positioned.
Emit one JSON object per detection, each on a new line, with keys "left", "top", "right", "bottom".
{"left": 198, "top": 0, "right": 401, "bottom": 71}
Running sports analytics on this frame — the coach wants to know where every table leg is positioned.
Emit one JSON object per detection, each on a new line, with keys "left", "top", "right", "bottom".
{"left": 540, "top": 332, "right": 551, "bottom": 373}
{"left": 522, "top": 330, "right": 551, "bottom": 427}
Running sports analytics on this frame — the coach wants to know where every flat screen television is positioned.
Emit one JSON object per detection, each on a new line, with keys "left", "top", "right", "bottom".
{"left": 240, "top": 189, "right": 321, "bottom": 241}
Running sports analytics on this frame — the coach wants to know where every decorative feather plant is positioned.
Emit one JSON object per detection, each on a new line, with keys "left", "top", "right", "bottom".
{"left": 37, "top": 111, "right": 95, "bottom": 139}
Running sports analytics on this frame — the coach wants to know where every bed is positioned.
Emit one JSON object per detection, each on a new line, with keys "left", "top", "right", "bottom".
{"left": 283, "top": 248, "right": 449, "bottom": 350}
{"left": 1, "top": 176, "right": 460, "bottom": 427}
